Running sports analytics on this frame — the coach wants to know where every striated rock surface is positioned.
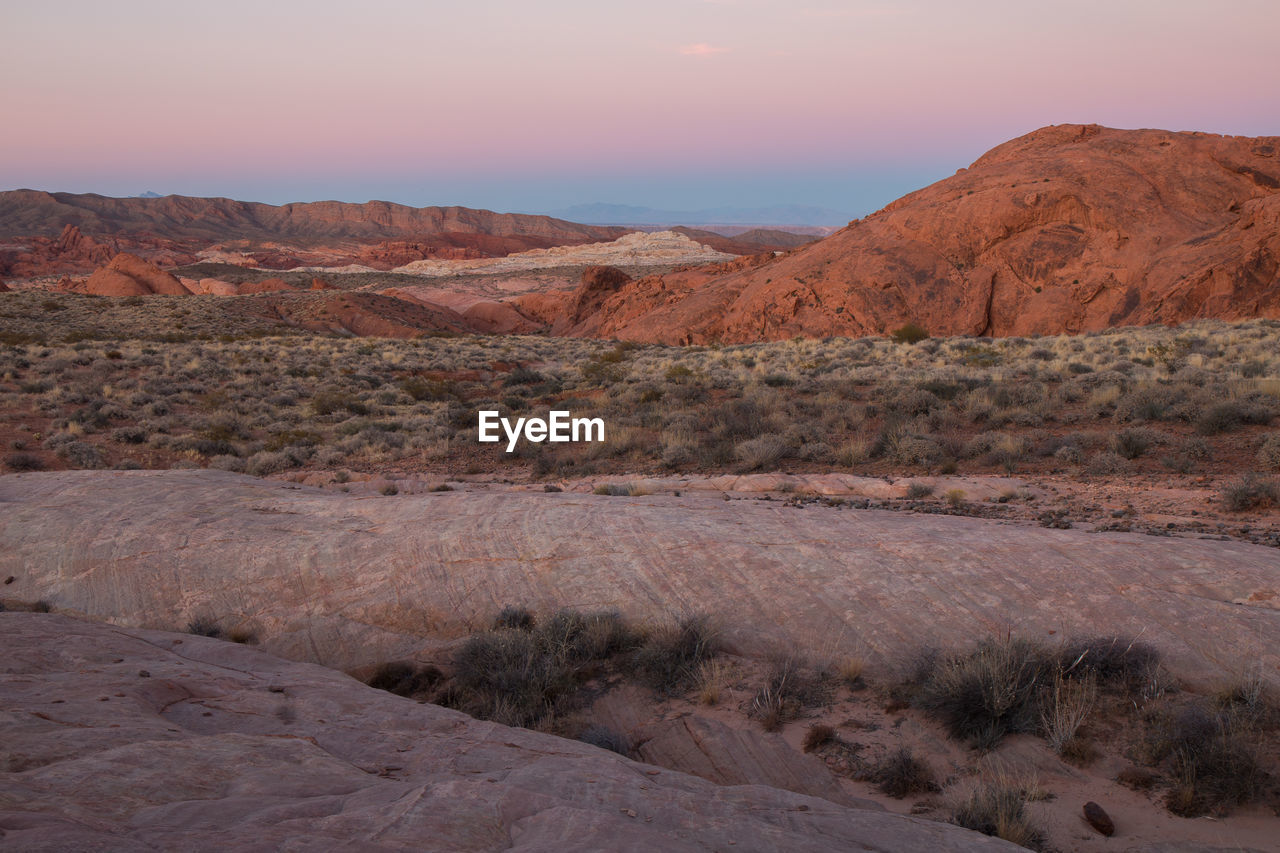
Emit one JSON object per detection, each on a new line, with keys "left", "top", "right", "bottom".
{"left": 0, "top": 613, "right": 1014, "bottom": 851}
{"left": 2, "top": 470, "right": 1277, "bottom": 685}
{"left": 83, "top": 252, "right": 190, "bottom": 296}
{"left": 568, "top": 125, "right": 1280, "bottom": 342}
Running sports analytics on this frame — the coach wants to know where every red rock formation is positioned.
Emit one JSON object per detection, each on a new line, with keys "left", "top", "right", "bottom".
{"left": 266, "top": 292, "right": 472, "bottom": 338}
{"left": 461, "top": 300, "right": 542, "bottom": 335}
{"left": 0, "top": 191, "right": 630, "bottom": 275}
{"left": 566, "top": 125, "right": 1280, "bottom": 342}
{"left": 309, "top": 277, "right": 333, "bottom": 290}
{"left": 237, "top": 277, "right": 298, "bottom": 295}
{"left": 84, "top": 253, "right": 190, "bottom": 296}
{"left": 554, "top": 266, "right": 633, "bottom": 334}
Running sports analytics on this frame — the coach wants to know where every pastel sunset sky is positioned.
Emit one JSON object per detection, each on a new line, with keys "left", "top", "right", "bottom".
{"left": 3, "top": 0, "right": 1277, "bottom": 220}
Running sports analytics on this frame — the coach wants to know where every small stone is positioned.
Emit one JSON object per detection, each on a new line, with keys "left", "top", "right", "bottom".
{"left": 1083, "top": 801, "right": 1115, "bottom": 836}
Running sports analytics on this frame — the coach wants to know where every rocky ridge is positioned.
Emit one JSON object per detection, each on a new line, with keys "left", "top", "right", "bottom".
{"left": 560, "top": 125, "right": 1280, "bottom": 342}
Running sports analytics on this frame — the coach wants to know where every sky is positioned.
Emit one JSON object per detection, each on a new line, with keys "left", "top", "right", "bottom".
{"left": 3, "top": 0, "right": 1278, "bottom": 221}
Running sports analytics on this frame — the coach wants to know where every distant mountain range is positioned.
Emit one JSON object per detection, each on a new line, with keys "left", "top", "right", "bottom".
{"left": 546, "top": 203, "right": 852, "bottom": 228}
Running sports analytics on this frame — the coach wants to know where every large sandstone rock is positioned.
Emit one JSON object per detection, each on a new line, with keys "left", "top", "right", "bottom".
{"left": 568, "top": 125, "right": 1280, "bottom": 342}
{"left": 83, "top": 252, "right": 189, "bottom": 296}
{"left": 0, "top": 613, "right": 1014, "bottom": 851}
{"left": 1, "top": 470, "right": 1276, "bottom": 687}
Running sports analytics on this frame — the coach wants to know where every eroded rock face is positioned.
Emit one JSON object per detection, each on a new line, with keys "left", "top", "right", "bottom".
{"left": 570, "top": 125, "right": 1280, "bottom": 342}
{"left": 0, "top": 613, "right": 1015, "bottom": 851}
{"left": 2, "top": 470, "right": 1276, "bottom": 686}
{"left": 83, "top": 252, "right": 190, "bottom": 296}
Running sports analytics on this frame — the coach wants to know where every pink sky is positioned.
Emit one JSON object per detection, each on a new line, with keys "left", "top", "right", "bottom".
{"left": 3, "top": 0, "right": 1278, "bottom": 217}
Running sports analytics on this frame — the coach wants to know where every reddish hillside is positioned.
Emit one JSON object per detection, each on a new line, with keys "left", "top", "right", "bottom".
{"left": 0, "top": 192, "right": 630, "bottom": 276}
{"left": 566, "top": 125, "right": 1280, "bottom": 342}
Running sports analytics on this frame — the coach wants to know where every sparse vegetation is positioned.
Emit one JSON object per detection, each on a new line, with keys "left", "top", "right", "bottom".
{"left": 871, "top": 745, "right": 936, "bottom": 798}
{"left": 952, "top": 775, "right": 1046, "bottom": 850}
{"left": 634, "top": 614, "right": 721, "bottom": 695}
{"left": 914, "top": 636, "right": 1050, "bottom": 750}
{"left": 0, "top": 301, "right": 1274, "bottom": 507}
{"left": 1221, "top": 475, "right": 1279, "bottom": 511}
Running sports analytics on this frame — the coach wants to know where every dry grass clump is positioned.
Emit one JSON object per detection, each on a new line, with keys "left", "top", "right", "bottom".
{"left": 914, "top": 636, "right": 1050, "bottom": 750}
{"left": 1221, "top": 475, "right": 1279, "bottom": 511}
{"left": 366, "top": 661, "right": 445, "bottom": 698}
{"left": 446, "top": 609, "right": 640, "bottom": 727}
{"left": 1140, "top": 702, "right": 1268, "bottom": 817}
{"left": 1057, "top": 634, "right": 1161, "bottom": 693}
{"left": 951, "top": 773, "right": 1046, "bottom": 850}
{"left": 801, "top": 723, "right": 837, "bottom": 753}
{"left": 1038, "top": 669, "right": 1097, "bottom": 759}
{"left": 871, "top": 745, "right": 936, "bottom": 798}
{"left": 694, "top": 659, "right": 732, "bottom": 706}
{"left": 633, "top": 614, "right": 721, "bottom": 695}
{"left": 1258, "top": 433, "right": 1280, "bottom": 471}
{"left": 750, "top": 653, "right": 835, "bottom": 731}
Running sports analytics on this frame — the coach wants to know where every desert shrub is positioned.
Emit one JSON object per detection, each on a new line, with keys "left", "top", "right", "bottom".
{"left": 802, "top": 723, "right": 837, "bottom": 753}
{"left": 751, "top": 654, "right": 833, "bottom": 731}
{"left": 1144, "top": 704, "right": 1266, "bottom": 817}
{"left": 905, "top": 482, "right": 935, "bottom": 499}
{"left": 187, "top": 617, "right": 223, "bottom": 638}
{"left": 4, "top": 452, "right": 43, "bottom": 472}
{"left": 871, "top": 746, "right": 935, "bottom": 798}
{"left": 1108, "top": 427, "right": 1160, "bottom": 459}
{"left": 311, "top": 390, "right": 369, "bottom": 416}
{"left": 895, "top": 388, "right": 941, "bottom": 416}
{"left": 1038, "top": 669, "right": 1096, "bottom": 756}
{"left": 367, "top": 662, "right": 444, "bottom": 698}
{"left": 734, "top": 434, "right": 788, "bottom": 470}
{"left": 578, "top": 724, "right": 630, "bottom": 756}
{"left": 1195, "top": 399, "right": 1275, "bottom": 435}
{"left": 209, "top": 454, "right": 246, "bottom": 473}
{"left": 1220, "top": 475, "right": 1279, "bottom": 511}
{"left": 915, "top": 637, "right": 1050, "bottom": 750}
{"left": 633, "top": 614, "right": 721, "bottom": 695}
{"left": 952, "top": 777, "right": 1045, "bottom": 850}
{"left": 449, "top": 609, "right": 639, "bottom": 726}
{"left": 493, "top": 605, "right": 536, "bottom": 631}
{"left": 1257, "top": 433, "right": 1280, "bottom": 471}
{"left": 399, "top": 376, "right": 455, "bottom": 401}
{"left": 57, "top": 440, "right": 105, "bottom": 469}
{"left": 893, "top": 435, "right": 949, "bottom": 468}
{"left": 1114, "top": 386, "right": 1179, "bottom": 423}
{"left": 110, "top": 425, "right": 148, "bottom": 444}
{"left": 1057, "top": 636, "right": 1160, "bottom": 692}
{"left": 1084, "top": 450, "right": 1128, "bottom": 476}
{"left": 503, "top": 366, "right": 545, "bottom": 386}
{"left": 245, "top": 451, "right": 292, "bottom": 476}
{"left": 890, "top": 323, "right": 930, "bottom": 344}
{"left": 1053, "top": 444, "right": 1083, "bottom": 465}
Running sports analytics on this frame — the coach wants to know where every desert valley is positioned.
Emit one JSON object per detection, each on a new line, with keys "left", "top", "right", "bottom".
{"left": 0, "top": 119, "right": 1278, "bottom": 852}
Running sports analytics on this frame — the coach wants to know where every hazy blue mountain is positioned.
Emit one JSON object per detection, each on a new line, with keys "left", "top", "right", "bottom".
{"left": 547, "top": 203, "right": 852, "bottom": 227}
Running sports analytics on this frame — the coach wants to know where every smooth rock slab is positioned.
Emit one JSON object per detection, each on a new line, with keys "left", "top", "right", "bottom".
{"left": 0, "top": 613, "right": 1016, "bottom": 851}
{"left": 1, "top": 470, "right": 1277, "bottom": 684}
